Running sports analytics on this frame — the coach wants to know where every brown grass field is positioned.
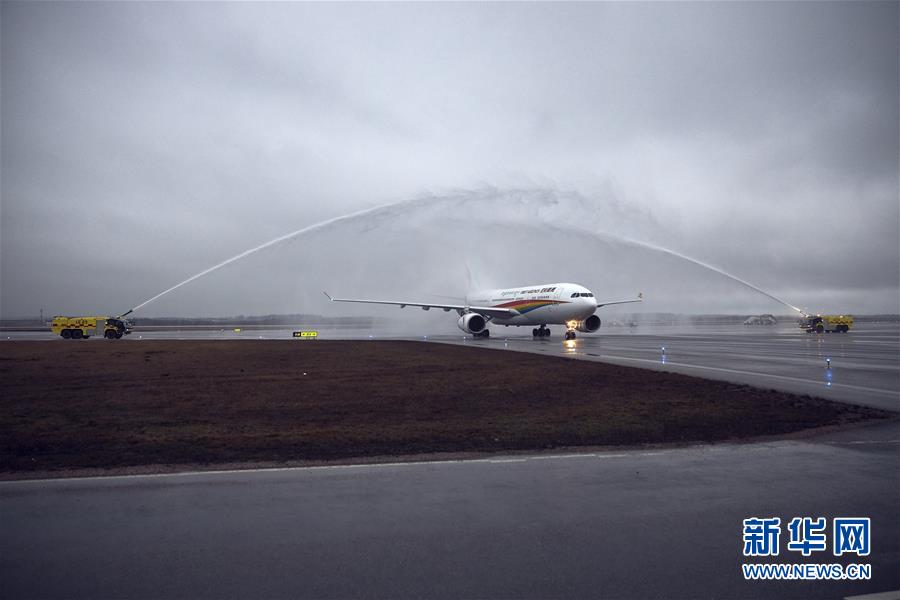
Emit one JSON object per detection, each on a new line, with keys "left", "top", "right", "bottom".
{"left": 0, "top": 339, "right": 890, "bottom": 475}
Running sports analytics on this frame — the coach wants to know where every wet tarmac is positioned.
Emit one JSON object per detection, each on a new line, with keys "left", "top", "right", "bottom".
{"left": 2, "top": 421, "right": 898, "bottom": 599}
{"left": 446, "top": 322, "right": 900, "bottom": 413}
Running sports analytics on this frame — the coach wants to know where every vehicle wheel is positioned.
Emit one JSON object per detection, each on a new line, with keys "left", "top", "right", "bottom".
{"left": 61, "top": 329, "right": 72, "bottom": 339}
{"left": 105, "top": 330, "right": 116, "bottom": 339}
{"left": 115, "top": 332, "right": 123, "bottom": 339}
{"left": 543, "top": 329, "right": 550, "bottom": 338}
{"left": 533, "top": 328, "right": 538, "bottom": 337}
{"left": 73, "top": 329, "right": 83, "bottom": 339}
{"left": 483, "top": 330, "right": 489, "bottom": 338}
{"left": 816, "top": 325, "right": 824, "bottom": 334}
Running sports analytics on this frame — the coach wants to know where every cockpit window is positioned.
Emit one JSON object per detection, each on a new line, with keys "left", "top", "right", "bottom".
{"left": 570, "top": 293, "right": 578, "bottom": 298}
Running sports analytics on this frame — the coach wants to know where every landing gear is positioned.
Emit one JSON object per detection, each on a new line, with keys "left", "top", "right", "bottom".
{"left": 563, "top": 319, "right": 578, "bottom": 341}
{"left": 532, "top": 325, "right": 550, "bottom": 338}
{"left": 474, "top": 329, "right": 490, "bottom": 338}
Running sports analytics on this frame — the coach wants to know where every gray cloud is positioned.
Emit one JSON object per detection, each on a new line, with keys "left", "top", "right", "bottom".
{"left": 2, "top": 1, "right": 897, "bottom": 318}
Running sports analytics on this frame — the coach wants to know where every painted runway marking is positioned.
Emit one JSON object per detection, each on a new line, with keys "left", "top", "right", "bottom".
{"left": 529, "top": 453, "right": 598, "bottom": 460}
{"left": 826, "top": 439, "right": 900, "bottom": 445}
{"left": 11, "top": 438, "right": 895, "bottom": 486}
{"left": 0, "top": 447, "right": 744, "bottom": 486}
{"left": 0, "top": 453, "right": 619, "bottom": 485}
{"left": 583, "top": 353, "right": 900, "bottom": 397}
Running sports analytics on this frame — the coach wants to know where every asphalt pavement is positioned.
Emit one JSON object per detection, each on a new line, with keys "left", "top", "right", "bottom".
{"left": 2, "top": 421, "right": 898, "bottom": 599}
{"left": 442, "top": 322, "right": 900, "bottom": 412}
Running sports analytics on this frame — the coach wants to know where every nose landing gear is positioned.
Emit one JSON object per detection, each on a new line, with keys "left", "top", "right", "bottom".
{"left": 532, "top": 325, "right": 551, "bottom": 338}
{"left": 563, "top": 319, "right": 578, "bottom": 341}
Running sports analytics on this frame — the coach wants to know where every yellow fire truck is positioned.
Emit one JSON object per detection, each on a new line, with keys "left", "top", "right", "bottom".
{"left": 51, "top": 316, "right": 133, "bottom": 340}
{"left": 800, "top": 314, "right": 853, "bottom": 334}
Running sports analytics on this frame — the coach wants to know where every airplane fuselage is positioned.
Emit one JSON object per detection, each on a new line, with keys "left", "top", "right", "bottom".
{"left": 466, "top": 282, "right": 598, "bottom": 326}
{"left": 324, "top": 281, "right": 640, "bottom": 339}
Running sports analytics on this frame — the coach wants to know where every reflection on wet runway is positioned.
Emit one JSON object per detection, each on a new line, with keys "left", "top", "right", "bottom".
{"left": 445, "top": 323, "right": 899, "bottom": 411}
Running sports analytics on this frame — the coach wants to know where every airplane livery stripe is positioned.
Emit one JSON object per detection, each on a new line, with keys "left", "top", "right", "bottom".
{"left": 494, "top": 299, "right": 567, "bottom": 314}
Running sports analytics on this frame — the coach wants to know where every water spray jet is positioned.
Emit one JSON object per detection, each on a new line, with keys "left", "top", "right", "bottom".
{"left": 122, "top": 189, "right": 806, "bottom": 317}
{"left": 608, "top": 235, "right": 805, "bottom": 315}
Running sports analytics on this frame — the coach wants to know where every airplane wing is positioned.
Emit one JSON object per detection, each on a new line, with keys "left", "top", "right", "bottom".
{"left": 322, "top": 292, "right": 517, "bottom": 319}
{"left": 596, "top": 292, "right": 644, "bottom": 309}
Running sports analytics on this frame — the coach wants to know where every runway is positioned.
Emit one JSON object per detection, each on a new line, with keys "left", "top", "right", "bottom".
{"left": 2, "top": 421, "right": 898, "bottom": 599}
{"left": 445, "top": 322, "right": 900, "bottom": 413}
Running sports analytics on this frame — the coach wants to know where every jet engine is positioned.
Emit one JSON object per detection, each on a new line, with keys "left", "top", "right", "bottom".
{"left": 575, "top": 315, "right": 601, "bottom": 333}
{"left": 457, "top": 313, "right": 487, "bottom": 334}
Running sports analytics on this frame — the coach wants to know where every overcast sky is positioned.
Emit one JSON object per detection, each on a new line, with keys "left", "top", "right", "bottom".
{"left": 2, "top": 1, "right": 898, "bottom": 319}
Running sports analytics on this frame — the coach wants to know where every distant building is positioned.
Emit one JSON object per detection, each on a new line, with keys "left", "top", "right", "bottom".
{"left": 744, "top": 314, "right": 777, "bottom": 326}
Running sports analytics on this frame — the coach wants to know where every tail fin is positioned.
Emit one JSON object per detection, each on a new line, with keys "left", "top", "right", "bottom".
{"left": 465, "top": 261, "right": 481, "bottom": 293}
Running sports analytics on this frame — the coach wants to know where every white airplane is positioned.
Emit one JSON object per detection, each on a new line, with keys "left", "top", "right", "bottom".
{"left": 323, "top": 283, "right": 642, "bottom": 340}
